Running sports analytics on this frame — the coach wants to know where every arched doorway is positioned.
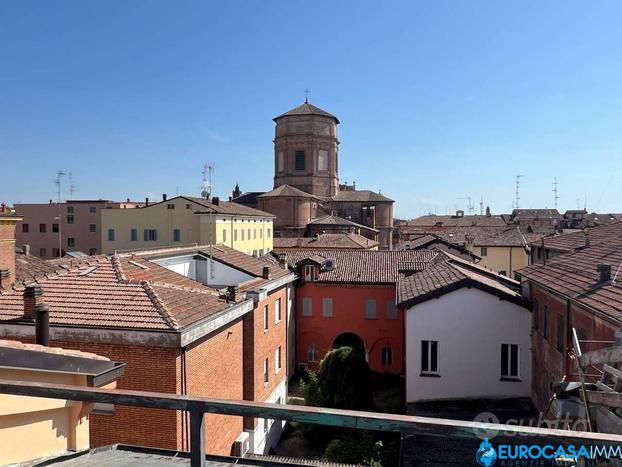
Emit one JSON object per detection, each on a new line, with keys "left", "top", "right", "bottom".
{"left": 333, "top": 333, "right": 365, "bottom": 353}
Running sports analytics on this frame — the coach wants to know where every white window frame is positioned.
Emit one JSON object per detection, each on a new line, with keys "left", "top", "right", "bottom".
{"left": 274, "top": 298, "right": 282, "bottom": 324}
{"left": 304, "top": 265, "right": 315, "bottom": 281}
{"left": 318, "top": 149, "right": 328, "bottom": 171}
{"left": 501, "top": 344, "right": 520, "bottom": 379}
{"left": 275, "top": 346, "right": 282, "bottom": 374}
{"left": 421, "top": 340, "right": 439, "bottom": 375}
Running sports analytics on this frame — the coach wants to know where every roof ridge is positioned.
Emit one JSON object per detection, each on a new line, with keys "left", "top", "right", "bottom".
{"left": 111, "top": 255, "right": 127, "bottom": 282}
{"left": 141, "top": 282, "right": 181, "bottom": 330}
{"left": 150, "top": 281, "right": 220, "bottom": 296}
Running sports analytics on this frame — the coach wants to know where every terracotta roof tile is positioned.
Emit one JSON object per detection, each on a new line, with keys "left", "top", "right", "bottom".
{"left": 258, "top": 185, "right": 316, "bottom": 198}
{"left": 532, "top": 221, "right": 622, "bottom": 253}
{"left": 274, "top": 233, "right": 378, "bottom": 250}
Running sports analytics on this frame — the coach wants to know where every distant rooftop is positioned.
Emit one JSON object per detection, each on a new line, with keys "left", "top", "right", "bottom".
{"left": 273, "top": 101, "right": 340, "bottom": 123}
{"left": 273, "top": 233, "right": 378, "bottom": 250}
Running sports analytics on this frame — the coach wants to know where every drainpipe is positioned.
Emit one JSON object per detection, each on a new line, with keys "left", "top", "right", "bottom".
{"left": 181, "top": 348, "right": 189, "bottom": 450}
{"left": 565, "top": 298, "right": 572, "bottom": 377}
{"left": 541, "top": 238, "right": 546, "bottom": 266}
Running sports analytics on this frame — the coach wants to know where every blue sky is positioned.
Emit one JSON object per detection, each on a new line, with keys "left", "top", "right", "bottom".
{"left": 1, "top": 1, "right": 622, "bottom": 218}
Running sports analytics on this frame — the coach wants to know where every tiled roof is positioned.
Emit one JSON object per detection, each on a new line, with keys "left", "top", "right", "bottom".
{"left": 307, "top": 214, "right": 379, "bottom": 233}
{"left": 273, "top": 102, "right": 339, "bottom": 123}
{"left": 258, "top": 184, "right": 315, "bottom": 199}
{"left": 273, "top": 233, "right": 378, "bottom": 250}
{"left": 14, "top": 248, "right": 59, "bottom": 285}
{"left": 275, "top": 250, "right": 437, "bottom": 284}
{"left": 435, "top": 226, "right": 543, "bottom": 247}
{"left": 232, "top": 192, "right": 264, "bottom": 205}
{"left": 517, "top": 242, "right": 622, "bottom": 323}
{"left": 406, "top": 214, "right": 508, "bottom": 228}
{"left": 0, "top": 255, "right": 233, "bottom": 331}
{"left": 394, "top": 234, "right": 480, "bottom": 259}
{"left": 331, "top": 189, "right": 393, "bottom": 203}
{"left": 533, "top": 221, "right": 622, "bottom": 253}
{"left": 0, "top": 339, "right": 110, "bottom": 361}
{"left": 511, "top": 209, "right": 563, "bottom": 220}
{"left": 184, "top": 196, "right": 275, "bottom": 218}
{"left": 398, "top": 252, "right": 522, "bottom": 307}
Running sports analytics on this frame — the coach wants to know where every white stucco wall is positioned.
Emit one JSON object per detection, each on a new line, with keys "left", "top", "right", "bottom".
{"left": 153, "top": 254, "right": 254, "bottom": 286}
{"left": 247, "top": 379, "right": 287, "bottom": 454}
{"left": 405, "top": 287, "right": 531, "bottom": 402}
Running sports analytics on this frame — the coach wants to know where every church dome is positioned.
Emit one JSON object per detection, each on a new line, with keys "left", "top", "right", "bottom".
{"left": 273, "top": 102, "right": 339, "bottom": 123}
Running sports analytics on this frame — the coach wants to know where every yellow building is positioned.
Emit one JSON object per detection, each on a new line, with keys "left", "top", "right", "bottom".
{"left": 101, "top": 195, "right": 275, "bottom": 256}
{"left": 0, "top": 339, "right": 123, "bottom": 465}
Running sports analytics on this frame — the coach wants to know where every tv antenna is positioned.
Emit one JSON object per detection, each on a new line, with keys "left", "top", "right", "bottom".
{"left": 514, "top": 175, "right": 523, "bottom": 209}
{"left": 457, "top": 197, "right": 474, "bottom": 215}
{"left": 68, "top": 172, "right": 75, "bottom": 198}
{"left": 553, "top": 177, "right": 559, "bottom": 209}
{"left": 54, "top": 170, "right": 66, "bottom": 258}
{"left": 201, "top": 163, "right": 216, "bottom": 280}
{"left": 479, "top": 196, "right": 484, "bottom": 215}
{"left": 201, "top": 163, "right": 214, "bottom": 199}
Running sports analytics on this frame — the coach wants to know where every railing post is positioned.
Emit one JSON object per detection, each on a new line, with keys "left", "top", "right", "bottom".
{"left": 189, "top": 407, "right": 205, "bottom": 467}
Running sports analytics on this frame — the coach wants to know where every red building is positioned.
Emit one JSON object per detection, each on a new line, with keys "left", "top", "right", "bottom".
{"left": 277, "top": 249, "right": 435, "bottom": 374}
{"left": 517, "top": 227, "right": 622, "bottom": 413}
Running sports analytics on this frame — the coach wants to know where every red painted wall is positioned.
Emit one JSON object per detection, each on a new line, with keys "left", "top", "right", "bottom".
{"left": 296, "top": 281, "right": 403, "bottom": 374}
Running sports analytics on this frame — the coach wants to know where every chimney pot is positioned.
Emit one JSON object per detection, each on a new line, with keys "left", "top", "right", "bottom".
{"left": 597, "top": 263, "right": 611, "bottom": 283}
{"left": 226, "top": 285, "right": 239, "bottom": 302}
{"left": 584, "top": 230, "right": 590, "bottom": 247}
{"left": 212, "top": 197, "right": 220, "bottom": 206}
{"left": 145, "top": 197, "right": 149, "bottom": 206}
{"left": 35, "top": 303, "right": 50, "bottom": 346}
{"left": 23, "top": 284, "right": 43, "bottom": 320}
{"left": 262, "top": 266, "right": 271, "bottom": 280}
{"left": 163, "top": 193, "right": 167, "bottom": 202}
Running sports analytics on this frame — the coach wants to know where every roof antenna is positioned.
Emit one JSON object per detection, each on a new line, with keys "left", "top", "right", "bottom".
{"left": 304, "top": 88, "right": 310, "bottom": 103}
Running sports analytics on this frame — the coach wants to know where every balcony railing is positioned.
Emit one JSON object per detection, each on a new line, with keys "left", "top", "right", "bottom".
{"left": 1, "top": 379, "right": 621, "bottom": 467}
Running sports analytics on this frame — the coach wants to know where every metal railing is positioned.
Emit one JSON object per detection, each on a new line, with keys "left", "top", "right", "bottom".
{"left": 1, "top": 379, "right": 622, "bottom": 467}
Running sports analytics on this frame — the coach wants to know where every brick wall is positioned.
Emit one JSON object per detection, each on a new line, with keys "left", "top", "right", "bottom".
{"left": 243, "top": 286, "right": 288, "bottom": 430}
{"left": 0, "top": 219, "right": 18, "bottom": 289}
{"left": 183, "top": 318, "right": 245, "bottom": 455}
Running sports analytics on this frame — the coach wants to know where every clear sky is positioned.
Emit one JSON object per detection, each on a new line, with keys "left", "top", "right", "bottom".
{"left": 2, "top": 1, "right": 622, "bottom": 218}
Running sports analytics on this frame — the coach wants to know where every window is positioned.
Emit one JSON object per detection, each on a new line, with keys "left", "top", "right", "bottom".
{"left": 259, "top": 249, "right": 264, "bottom": 256}
{"left": 501, "top": 344, "right": 520, "bottom": 379}
{"left": 67, "top": 214, "right": 74, "bottom": 224}
{"left": 302, "top": 297, "right": 313, "bottom": 316}
{"left": 222, "top": 229, "right": 227, "bottom": 242}
{"left": 253, "top": 229, "right": 257, "bottom": 239}
{"left": 382, "top": 346, "right": 393, "bottom": 366}
{"left": 89, "top": 223, "right": 96, "bottom": 233}
{"left": 186, "top": 203, "right": 192, "bottom": 209}
{"left": 89, "top": 248, "right": 97, "bottom": 255}
{"left": 421, "top": 340, "right": 439, "bottom": 375}
{"left": 22, "top": 223, "right": 29, "bottom": 233}
{"left": 267, "top": 228, "right": 271, "bottom": 237}
{"left": 318, "top": 149, "right": 328, "bottom": 171}
{"left": 277, "top": 151, "right": 284, "bottom": 172}
{"left": 260, "top": 229, "right": 263, "bottom": 239}
{"left": 263, "top": 305, "right": 269, "bottom": 331}
{"left": 67, "top": 206, "right": 74, "bottom": 213}
{"left": 386, "top": 299, "right": 397, "bottom": 320}
{"left": 39, "top": 248, "right": 46, "bottom": 257}
{"left": 556, "top": 315, "right": 565, "bottom": 352}
{"left": 241, "top": 229, "right": 245, "bottom": 241}
{"left": 234, "top": 229, "right": 238, "bottom": 241}
{"left": 144, "top": 229, "right": 157, "bottom": 241}
{"left": 499, "top": 270, "right": 507, "bottom": 276}
{"left": 130, "top": 228, "right": 138, "bottom": 241}
{"left": 39, "top": 223, "right": 46, "bottom": 233}
{"left": 295, "top": 150, "right": 305, "bottom": 170}
{"left": 308, "top": 344, "right": 319, "bottom": 362}
{"left": 89, "top": 206, "right": 96, "bottom": 213}
{"left": 173, "top": 229, "right": 181, "bottom": 242}
{"left": 275, "top": 346, "right": 282, "bottom": 373}
{"left": 275, "top": 298, "right": 282, "bottom": 323}
{"left": 322, "top": 297, "right": 333, "bottom": 317}
{"left": 67, "top": 237, "right": 75, "bottom": 247}
{"left": 480, "top": 247, "right": 488, "bottom": 256}
{"left": 365, "top": 299, "right": 377, "bottom": 319}
{"left": 107, "top": 229, "right": 115, "bottom": 241}
{"left": 263, "top": 358, "right": 269, "bottom": 384}
{"left": 304, "top": 264, "right": 315, "bottom": 281}
{"left": 543, "top": 306, "right": 550, "bottom": 340}
{"left": 247, "top": 228, "right": 250, "bottom": 239}
{"left": 532, "top": 299, "right": 539, "bottom": 330}
{"left": 167, "top": 203, "right": 175, "bottom": 209}
{"left": 253, "top": 249, "right": 258, "bottom": 257}
{"left": 52, "top": 223, "right": 59, "bottom": 233}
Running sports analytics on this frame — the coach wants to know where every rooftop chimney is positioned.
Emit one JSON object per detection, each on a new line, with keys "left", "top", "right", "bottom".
{"left": 212, "top": 197, "right": 220, "bottom": 206}
{"left": 456, "top": 210, "right": 464, "bottom": 218}
{"left": 226, "top": 285, "right": 239, "bottom": 302}
{"left": 485, "top": 206, "right": 491, "bottom": 217}
{"left": 23, "top": 284, "right": 43, "bottom": 320}
{"left": 162, "top": 193, "right": 167, "bottom": 202}
{"left": 262, "top": 266, "right": 271, "bottom": 280}
{"left": 35, "top": 303, "right": 50, "bottom": 346}
{"left": 0, "top": 207, "right": 21, "bottom": 290}
{"left": 145, "top": 197, "right": 150, "bottom": 206}
{"left": 597, "top": 264, "right": 611, "bottom": 283}
{"left": 23, "top": 244, "right": 30, "bottom": 256}
{"left": 583, "top": 230, "right": 590, "bottom": 248}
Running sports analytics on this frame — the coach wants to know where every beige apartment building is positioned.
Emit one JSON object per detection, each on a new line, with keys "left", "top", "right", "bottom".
{"left": 101, "top": 195, "right": 274, "bottom": 256}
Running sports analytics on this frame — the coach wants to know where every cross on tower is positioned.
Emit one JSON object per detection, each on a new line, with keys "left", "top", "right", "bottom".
{"left": 304, "top": 88, "right": 310, "bottom": 103}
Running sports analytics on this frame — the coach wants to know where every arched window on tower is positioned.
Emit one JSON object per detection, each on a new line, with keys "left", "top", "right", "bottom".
{"left": 381, "top": 345, "right": 393, "bottom": 366}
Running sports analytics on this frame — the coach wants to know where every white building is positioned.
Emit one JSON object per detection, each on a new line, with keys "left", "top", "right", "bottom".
{"left": 398, "top": 253, "right": 532, "bottom": 403}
